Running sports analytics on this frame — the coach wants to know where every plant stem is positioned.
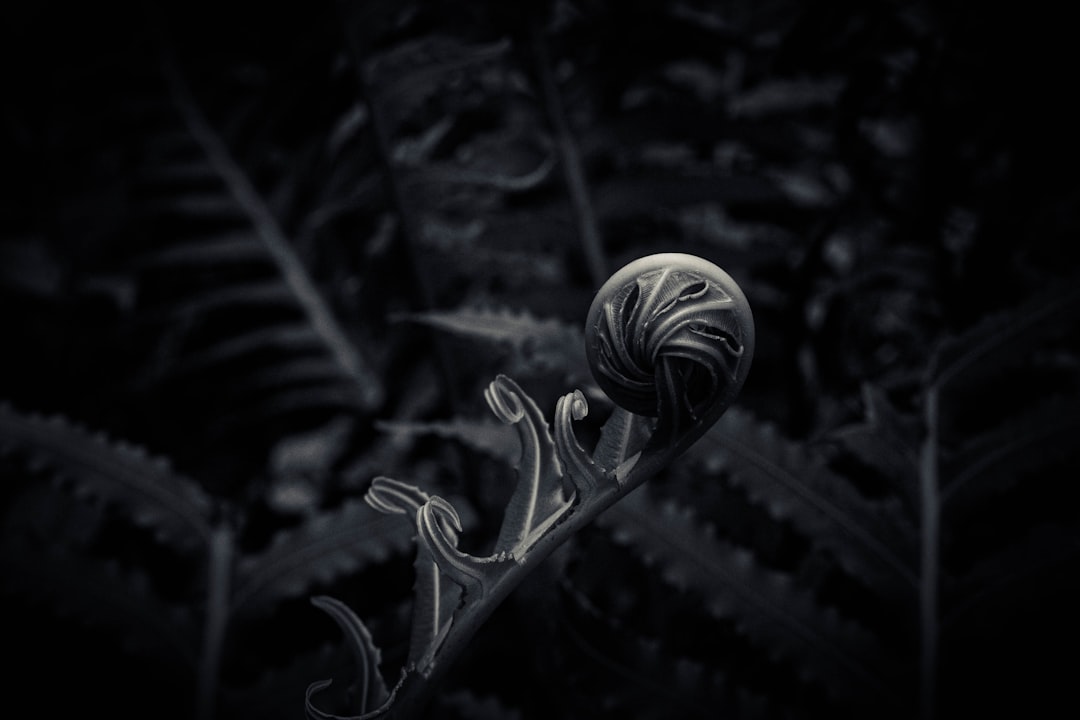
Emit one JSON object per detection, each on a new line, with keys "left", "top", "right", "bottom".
{"left": 197, "top": 523, "right": 234, "bottom": 720}
{"left": 531, "top": 22, "right": 608, "bottom": 289}
{"left": 918, "top": 387, "right": 941, "bottom": 720}
{"left": 383, "top": 444, "right": 682, "bottom": 719}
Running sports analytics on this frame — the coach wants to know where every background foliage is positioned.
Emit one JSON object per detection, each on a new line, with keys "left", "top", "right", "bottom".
{"left": 2, "top": 1, "right": 1078, "bottom": 718}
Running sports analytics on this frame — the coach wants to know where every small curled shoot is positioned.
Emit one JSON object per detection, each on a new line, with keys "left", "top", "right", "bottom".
{"left": 364, "top": 477, "right": 461, "bottom": 673}
{"left": 364, "top": 476, "right": 432, "bottom": 519}
{"left": 417, "top": 497, "right": 513, "bottom": 597}
{"left": 554, "top": 390, "right": 606, "bottom": 494}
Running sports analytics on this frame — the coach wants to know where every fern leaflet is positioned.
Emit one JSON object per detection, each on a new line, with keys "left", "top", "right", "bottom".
{"left": 688, "top": 408, "right": 918, "bottom": 598}
{"left": 0, "top": 404, "right": 213, "bottom": 553}
{"left": 597, "top": 486, "right": 900, "bottom": 708}
{"left": 230, "top": 499, "right": 416, "bottom": 619}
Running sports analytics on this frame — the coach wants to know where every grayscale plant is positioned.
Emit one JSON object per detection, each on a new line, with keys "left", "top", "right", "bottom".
{"left": 306, "top": 252, "right": 755, "bottom": 719}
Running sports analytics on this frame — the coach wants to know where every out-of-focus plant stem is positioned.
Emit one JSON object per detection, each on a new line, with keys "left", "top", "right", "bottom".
{"left": 531, "top": 22, "right": 608, "bottom": 290}
{"left": 197, "top": 523, "right": 234, "bottom": 720}
{"left": 919, "top": 387, "right": 941, "bottom": 720}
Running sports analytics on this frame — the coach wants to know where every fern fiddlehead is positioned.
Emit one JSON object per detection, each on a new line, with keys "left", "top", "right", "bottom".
{"left": 307, "top": 253, "right": 754, "bottom": 719}
{"left": 586, "top": 252, "right": 754, "bottom": 453}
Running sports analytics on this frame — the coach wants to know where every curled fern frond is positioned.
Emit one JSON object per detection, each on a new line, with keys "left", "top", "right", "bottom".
{"left": 310, "top": 253, "right": 755, "bottom": 718}
{"left": 585, "top": 252, "right": 754, "bottom": 451}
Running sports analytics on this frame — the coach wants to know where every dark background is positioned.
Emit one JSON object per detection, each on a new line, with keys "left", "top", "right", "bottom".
{"left": 2, "top": 2, "right": 1078, "bottom": 719}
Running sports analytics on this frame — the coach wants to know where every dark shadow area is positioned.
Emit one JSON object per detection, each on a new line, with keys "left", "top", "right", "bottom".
{"left": 2, "top": 2, "right": 1078, "bottom": 718}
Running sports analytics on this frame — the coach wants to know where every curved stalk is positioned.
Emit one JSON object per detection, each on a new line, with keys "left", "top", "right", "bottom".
{"left": 310, "top": 253, "right": 754, "bottom": 719}
{"left": 375, "top": 439, "right": 686, "bottom": 719}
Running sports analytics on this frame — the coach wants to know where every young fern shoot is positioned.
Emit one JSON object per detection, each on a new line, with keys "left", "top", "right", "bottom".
{"left": 307, "top": 253, "right": 755, "bottom": 719}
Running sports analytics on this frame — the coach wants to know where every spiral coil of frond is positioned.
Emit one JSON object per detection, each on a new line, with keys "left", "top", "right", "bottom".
{"left": 585, "top": 253, "right": 754, "bottom": 443}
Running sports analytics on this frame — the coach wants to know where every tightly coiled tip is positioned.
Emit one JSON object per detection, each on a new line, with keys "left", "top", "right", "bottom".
{"left": 584, "top": 253, "right": 754, "bottom": 429}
